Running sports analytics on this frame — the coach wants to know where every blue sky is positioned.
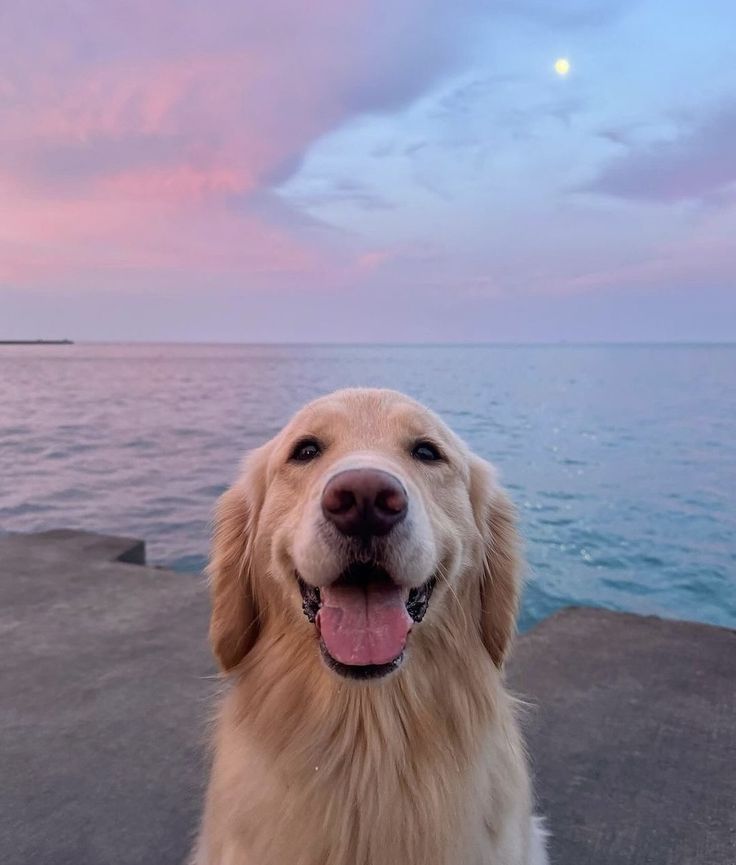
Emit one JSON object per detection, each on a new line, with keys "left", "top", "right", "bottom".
{"left": 1, "top": 0, "right": 735, "bottom": 341}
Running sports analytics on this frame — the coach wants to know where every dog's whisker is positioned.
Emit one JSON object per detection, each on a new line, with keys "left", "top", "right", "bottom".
{"left": 436, "top": 560, "right": 469, "bottom": 634}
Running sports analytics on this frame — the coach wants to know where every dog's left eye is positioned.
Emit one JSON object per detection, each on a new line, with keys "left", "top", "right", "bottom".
{"left": 290, "top": 438, "right": 322, "bottom": 463}
{"left": 411, "top": 440, "right": 443, "bottom": 462}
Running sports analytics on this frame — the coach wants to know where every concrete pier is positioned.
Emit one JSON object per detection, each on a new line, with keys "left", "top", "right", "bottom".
{"left": 1, "top": 530, "right": 734, "bottom": 864}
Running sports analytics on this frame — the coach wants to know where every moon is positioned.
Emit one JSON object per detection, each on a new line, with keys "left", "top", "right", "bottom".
{"left": 554, "top": 57, "right": 571, "bottom": 76}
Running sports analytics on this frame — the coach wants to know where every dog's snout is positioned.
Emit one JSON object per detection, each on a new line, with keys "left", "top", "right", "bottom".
{"left": 322, "top": 469, "right": 408, "bottom": 538}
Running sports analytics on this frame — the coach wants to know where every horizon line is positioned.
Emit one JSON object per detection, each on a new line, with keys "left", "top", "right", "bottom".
{"left": 15, "top": 338, "right": 735, "bottom": 348}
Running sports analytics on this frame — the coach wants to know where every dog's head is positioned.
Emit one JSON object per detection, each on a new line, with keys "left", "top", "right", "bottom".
{"left": 209, "top": 388, "right": 521, "bottom": 681}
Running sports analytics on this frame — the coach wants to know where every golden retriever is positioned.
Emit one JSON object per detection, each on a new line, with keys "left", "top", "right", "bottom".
{"left": 192, "top": 388, "right": 547, "bottom": 865}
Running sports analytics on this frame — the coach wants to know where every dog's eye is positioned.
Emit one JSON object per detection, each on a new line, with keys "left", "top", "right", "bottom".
{"left": 411, "top": 441, "right": 443, "bottom": 462}
{"left": 290, "top": 438, "right": 322, "bottom": 463}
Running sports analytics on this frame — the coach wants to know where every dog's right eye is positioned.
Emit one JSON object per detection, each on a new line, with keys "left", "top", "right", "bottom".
{"left": 290, "top": 438, "right": 322, "bottom": 463}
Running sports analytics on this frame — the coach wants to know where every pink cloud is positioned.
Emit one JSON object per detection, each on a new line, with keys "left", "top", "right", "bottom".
{"left": 99, "top": 165, "right": 247, "bottom": 201}
{"left": 0, "top": 169, "right": 320, "bottom": 288}
{"left": 0, "top": 0, "right": 479, "bottom": 289}
{"left": 357, "top": 250, "right": 393, "bottom": 271}
{"left": 556, "top": 210, "right": 736, "bottom": 296}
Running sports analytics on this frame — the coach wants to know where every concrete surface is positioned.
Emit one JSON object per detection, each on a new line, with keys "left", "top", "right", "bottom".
{"left": 0, "top": 530, "right": 213, "bottom": 865}
{"left": 507, "top": 607, "right": 736, "bottom": 865}
{"left": 1, "top": 530, "right": 734, "bottom": 864}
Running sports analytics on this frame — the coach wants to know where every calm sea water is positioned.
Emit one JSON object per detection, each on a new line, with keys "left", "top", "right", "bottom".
{"left": 1, "top": 343, "right": 734, "bottom": 632}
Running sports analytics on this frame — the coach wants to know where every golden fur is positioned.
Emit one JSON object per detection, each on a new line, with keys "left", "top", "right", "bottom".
{"left": 193, "top": 388, "right": 546, "bottom": 865}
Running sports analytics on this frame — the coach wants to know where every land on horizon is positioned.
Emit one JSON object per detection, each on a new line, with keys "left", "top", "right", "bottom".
{"left": 0, "top": 339, "right": 74, "bottom": 345}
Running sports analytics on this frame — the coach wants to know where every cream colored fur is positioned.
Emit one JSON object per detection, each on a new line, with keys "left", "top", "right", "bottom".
{"left": 192, "top": 388, "right": 547, "bottom": 865}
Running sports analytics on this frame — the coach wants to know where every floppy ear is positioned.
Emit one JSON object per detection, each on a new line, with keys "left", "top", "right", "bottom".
{"left": 208, "top": 454, "right": 266, "bottom": 672}
{"left": 469, "top": 457, "right": 523, "bottom": 668}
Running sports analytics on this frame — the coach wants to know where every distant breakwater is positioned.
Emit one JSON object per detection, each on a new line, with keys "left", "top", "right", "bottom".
{"left": 0, "top": 339, "right": 73, "bottom": 345}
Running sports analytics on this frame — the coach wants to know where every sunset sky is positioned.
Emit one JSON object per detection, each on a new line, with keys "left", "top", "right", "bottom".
{"left": 2, "top": 0, "right": 735, "bottom": 342}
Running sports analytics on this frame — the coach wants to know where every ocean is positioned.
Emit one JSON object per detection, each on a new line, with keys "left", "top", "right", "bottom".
{"left": 1, "top": 342, "right": 734, "bottom": 632}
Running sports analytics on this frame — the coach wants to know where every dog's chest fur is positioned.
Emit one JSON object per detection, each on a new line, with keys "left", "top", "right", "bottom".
{"left": 196, "top": 643, "right": 532, "bottom": 865}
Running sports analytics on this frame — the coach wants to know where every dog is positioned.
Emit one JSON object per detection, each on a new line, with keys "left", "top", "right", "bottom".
{"left": 192, "top": 388, "right": 547, "bottom": 865}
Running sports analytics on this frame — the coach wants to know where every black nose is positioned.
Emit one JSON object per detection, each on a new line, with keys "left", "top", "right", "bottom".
{"left": 321, "top": 469, "right": 408, "bottom": 538}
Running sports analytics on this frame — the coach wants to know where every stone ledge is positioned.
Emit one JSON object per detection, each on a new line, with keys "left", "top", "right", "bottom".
{"left": 1, "top": 530, "right": 733, "bottom": 865}
{"left": 1, "top": 528, "right": 146, "bottom": 565}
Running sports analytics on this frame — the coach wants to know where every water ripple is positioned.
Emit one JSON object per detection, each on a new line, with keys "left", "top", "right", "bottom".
{"left": 1, "top": 342, "right": 734, "bottom": 631}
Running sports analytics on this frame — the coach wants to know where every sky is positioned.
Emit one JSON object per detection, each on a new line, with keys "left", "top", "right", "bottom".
{"left": 1, "top": 0, "right": 735, "bottom": 342}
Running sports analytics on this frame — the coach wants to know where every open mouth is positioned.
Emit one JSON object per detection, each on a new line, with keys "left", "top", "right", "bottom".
{"left": 298, "top": 562, "right": 436, "bottom": 680}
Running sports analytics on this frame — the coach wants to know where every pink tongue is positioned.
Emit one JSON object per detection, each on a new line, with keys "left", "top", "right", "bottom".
{"left": 317, "top": 582, "right": 412, "bottom": 666}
